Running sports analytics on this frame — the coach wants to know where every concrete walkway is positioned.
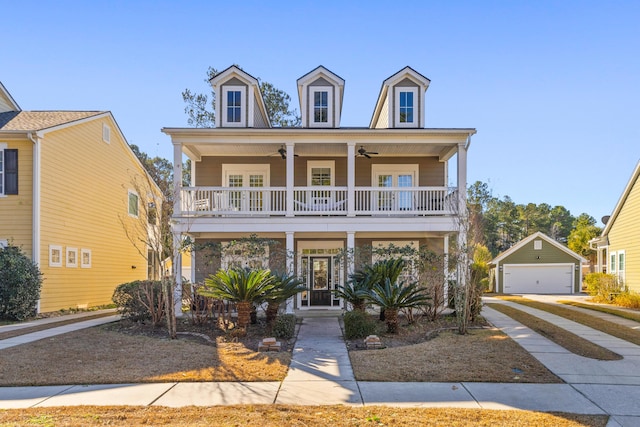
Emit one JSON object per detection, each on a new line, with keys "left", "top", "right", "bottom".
{"left": 2, "top": 302, "right": 640, "bottom": 426}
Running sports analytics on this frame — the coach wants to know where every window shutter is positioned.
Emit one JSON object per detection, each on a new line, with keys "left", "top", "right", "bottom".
{"left": 4, "top": 150, "right": 18, "bottom": 195}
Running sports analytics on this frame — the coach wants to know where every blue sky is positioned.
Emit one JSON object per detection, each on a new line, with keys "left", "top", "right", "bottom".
{"left": 3, "top": 0, "right": 639, "bottom": 223}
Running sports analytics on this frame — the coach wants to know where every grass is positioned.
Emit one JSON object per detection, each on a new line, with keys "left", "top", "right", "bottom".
{"left": 558, "top": 300, "right": 640, "bottom": 322}
{"left": 0, "top": 406, "right": 609, "bottom": 426}
{"left": 350, "top": 328, "right": 562, "bottom": 383}
{"left": 486, "top": 303, "right": 622, "bottom": 360}
{"left": 0, "top": 323, "right": 290, "bottom": 385}
{"left": 497, "top": 296, "right": 640, "bottom": 346}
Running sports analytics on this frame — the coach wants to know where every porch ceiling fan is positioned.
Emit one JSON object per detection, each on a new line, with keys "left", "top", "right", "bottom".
{"left": 357, "top": 146, "right": 378, "bottom": 159}
{"left": 275, "top": 145, "right": 299, "bottom": 160}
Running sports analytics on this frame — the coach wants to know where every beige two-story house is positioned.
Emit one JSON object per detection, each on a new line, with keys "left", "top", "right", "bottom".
{"left": 162, "top": 65, "right": 476, "bottom": 311}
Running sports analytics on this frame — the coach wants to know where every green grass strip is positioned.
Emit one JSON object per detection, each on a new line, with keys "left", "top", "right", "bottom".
{"left": 497, "top": 296, "right": 640, "bottom": 346}
{"left": 487, "top": 303, "right": 622, "bottom": 360}
{"left": 557, "top": 300, "right": 640, "bottom": 323}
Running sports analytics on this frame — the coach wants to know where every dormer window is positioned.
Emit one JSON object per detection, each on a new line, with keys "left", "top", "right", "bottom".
{"left": 222, "top": 86, "right": 246, "bottom": 127}
{"left": 395, "top": 87, "right": 418, "bottom": 127}
{"left": 309, "top": 86, "right": 333, "bottom": 127}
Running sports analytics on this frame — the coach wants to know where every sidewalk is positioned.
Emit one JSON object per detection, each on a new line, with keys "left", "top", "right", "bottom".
{"left": 1, "top": 304, "right": 640, "bottom": 426}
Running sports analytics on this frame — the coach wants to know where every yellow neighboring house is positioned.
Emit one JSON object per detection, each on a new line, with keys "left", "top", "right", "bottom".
{"left": 590, "top": 160, "right": 640, "bottom": 293}
{"left": 0, "top": 82, "right": 162, "bottom": 312}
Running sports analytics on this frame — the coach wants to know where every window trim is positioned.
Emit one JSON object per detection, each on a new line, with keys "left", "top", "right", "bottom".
{"left": 128, "top": 190, "right": 139, "bottom": 218}
{"left": 308, "top": 86, "right": 333, "bottom": 128}
{"left": 222, "top": 85, "right": 246, "bottom": 127}
{"left": 307, "top": 160, "right": 335, "bottom": 187}
{"left": 534, "top": 240, "right": 543, "bottom": 250}
{"left": 49, "top": 245, "right": 63, "bottom": 267}
{"left": 66, "top": 247, "right": 78, "bottom": 268}
{"left": 81, "top": 249, "right": 92, "bottom": 268}
{"left": 102, "top": 124, "right": 111, "bottom": 143}
{"left": 609, "top": 251, "right": 616, "bottom": 273}
{"left": 394, "top": 87, "right": 419, "bottom": 128}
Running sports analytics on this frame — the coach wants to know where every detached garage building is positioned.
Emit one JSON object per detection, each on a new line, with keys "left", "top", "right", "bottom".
{"left": 490, "top": 232, "right": 586, "bottom": 294}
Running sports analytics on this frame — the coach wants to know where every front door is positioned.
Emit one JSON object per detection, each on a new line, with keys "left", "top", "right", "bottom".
{"left": 310, "top": 257, "right": 331, "bottom": 306}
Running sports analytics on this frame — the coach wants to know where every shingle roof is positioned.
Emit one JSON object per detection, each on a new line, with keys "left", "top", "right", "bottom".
{"left": 0, "top": 111, "right": 105, "bottom": 132}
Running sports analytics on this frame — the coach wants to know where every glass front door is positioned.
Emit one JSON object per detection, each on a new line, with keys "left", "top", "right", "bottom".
{"left": 310, "top": 257, "right": 331, "bottom": 306}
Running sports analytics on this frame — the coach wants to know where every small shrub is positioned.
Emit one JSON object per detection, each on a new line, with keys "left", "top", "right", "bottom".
{"left": 614, "top": 291, "right": 640, "bottom": 309}
{"left": 343, "top": 310, "right": 377, "bottom": 339}
{"left": 112, "top": 280, "right": 165, "bottom": 325}
{"left": 584, "top": 273, "right": 622, "bottom": 302}
{"left": 272, "top": 314, "right": 296, "bottom": 339}
{"left": 0, "top": 245, "right": 43, "bottom": 321}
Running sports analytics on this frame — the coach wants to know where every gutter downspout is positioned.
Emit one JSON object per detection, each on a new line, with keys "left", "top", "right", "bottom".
{"left": 27, "top": 131, "right": 43, "bottom": 313}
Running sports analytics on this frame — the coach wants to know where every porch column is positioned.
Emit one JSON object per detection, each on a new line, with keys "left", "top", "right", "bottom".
{"left": 456, "top": 140, "right": 469, "bottom": 290}
{"left": 285, "top": 231, "right": 295, "bottom": 314}
{"left": 346, "top": 231, "right": 355, "bottom": 277}
{"left": 347, "top": 142, "right": 356, "bottom": 216}
{"left": 443, "top": 234, "right": 449, "bottom": 305}
{"left": 173, "top": 142, "right": 183, "bottom": 217}
{"left": 173, "top": 231, "right": 183, "bottom": 317}
{"left": 286, "top": 143, "right": 295, "bottom": 217}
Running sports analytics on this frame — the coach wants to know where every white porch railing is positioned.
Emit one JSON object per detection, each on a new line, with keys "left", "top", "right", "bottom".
{"left": 180, "top": 186, "right": 457, "bottom": 216}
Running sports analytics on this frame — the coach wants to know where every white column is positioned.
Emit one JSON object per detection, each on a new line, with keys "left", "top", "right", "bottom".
{"left": 173, "top": 232, "right": 183, "bottom": 317}
{"left": 346, "top": 231, "right": 355, "bottom": 277}
{"left": 285, "top": 231, "right": 295, "bottom": 313}
{"left": 456, "top": 141, "right": 469, "bottom": 289}
{"left": 347, "top": 142, "right": 356, "bottom": 216}
{"left": 286, "top": 143, "right": 295, "bottom": 217}
{"left": 173, "top": 143, "right": 183, "bottom": 217}
{"left": 443, "top": 234, "right": 449, "bottom": 305}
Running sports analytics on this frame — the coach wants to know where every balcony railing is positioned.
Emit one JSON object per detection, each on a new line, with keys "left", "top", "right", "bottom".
{"left": 179, "top": 186, "right": 457, "bottom": 217}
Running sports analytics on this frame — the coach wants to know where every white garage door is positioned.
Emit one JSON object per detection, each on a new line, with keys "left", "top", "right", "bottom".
{"left": 503, "top": 264, "right": 573, "bottom": 294}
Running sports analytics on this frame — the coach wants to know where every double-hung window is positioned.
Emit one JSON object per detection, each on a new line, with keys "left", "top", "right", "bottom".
{"left": 222, "top": 86, "right": 246, "bottom": 127}
{"left": 0, "top": 145, "right": 18, "bottom": 195}
{"left": 395, "top": 87, "right": 418, "bottom": 127}
{"left": 309, "top": 87, "right": 333, "bottom": 127}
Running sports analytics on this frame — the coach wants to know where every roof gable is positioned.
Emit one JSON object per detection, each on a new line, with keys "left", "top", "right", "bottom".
{"left": 0, "top": 81, "right": 21, "bottom": 112}
{"left": 601, "top": 160, "right": 640, "bottom": 237}
{"left": 0, "top": 111, "right": 106, "bottom": 132}
{"left": 297, "top": 66, "right": 345, "bottom": 129}
{"left": 491, "top": 231, "right": 586, "bottom": 264}
{"left": 370, "top": 66, "right": 430, "bottom": 129}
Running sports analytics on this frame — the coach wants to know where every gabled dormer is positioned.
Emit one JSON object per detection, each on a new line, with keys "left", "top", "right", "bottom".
{"left": 370, "top": 66, "right": 430, "bottom": 129}
{"left": 0, "top": 82, "right": 21, "bottom": 113}
{"left": 210, "top": 65, "right": 270, "bottom": 128}
{"left": 297, "top": 66, "right": 344, "bottom": 128}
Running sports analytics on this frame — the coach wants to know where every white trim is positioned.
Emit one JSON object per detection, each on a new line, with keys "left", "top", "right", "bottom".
{"left": 296, "top": 240, "right": 345, "bottom": 310}
{"left": 371, "top": 164, "right": 419, "bottom": 186}
{"left": 394, "top": 87, "right": 419, "bottom": 128}
{"left": 128, "top": 190, "right": 139, "bottom": 218}
{"left": 222, "top": 164, "right": 271, "bottom": 187}
{"left": 534, "top": 240, "right": 543, "bottom": 250}
{"left": 307, "top": 160, "right": 335, "bottom": 186}
{"left": 66, "top": 247, "right": 78, "bottom": 268}
{"left": 222, "top": 85, "right": 247, "bottom": 127}
{"left": 81, "top": 249, "right": 92, "bottom": 268}
{"left": 0, "top": 143, "right": 5, "bottom": 196}
{"left": 491, "top": 231, "right": 587, "bottom": 264}
{"left": 308, "top": 86, "right": 334, "bottom": 128}
{"left": 49, "top": 245, "right": 63, "bottom": 267}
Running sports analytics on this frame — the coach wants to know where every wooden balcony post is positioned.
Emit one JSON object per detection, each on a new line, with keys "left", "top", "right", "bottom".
{"left": 173, "top": 143, "right": 183, "bottom": 217}
{"left": 286, "top": 143, "right": 295, "bottom": 217}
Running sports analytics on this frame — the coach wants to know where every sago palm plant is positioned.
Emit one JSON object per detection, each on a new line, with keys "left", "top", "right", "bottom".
{"left": 366, "top": 278, "right": 431, "bottom": 333}
{"left": 264, "top": 271, "right": 306, "bottom": 324}
{"left": 199, "top": 267, "right": 276, "bottom": 333}
{"left": 333, "top": 279, "right": 370, "bottom": 311}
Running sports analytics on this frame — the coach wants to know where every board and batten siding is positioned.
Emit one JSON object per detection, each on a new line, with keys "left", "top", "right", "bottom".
{"left": 0, "top": 138, "right": 33, "bottom": 257}
{"left": 38, "top": 117, "right": 153, "bottom": 312}
{"left": 608, "top": 173, "right": 640, "bottom": 292}
{"left": 496, "top": 239, "right": 581, "bottom": 293}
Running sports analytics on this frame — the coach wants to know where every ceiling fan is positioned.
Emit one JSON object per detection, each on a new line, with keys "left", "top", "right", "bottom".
{"left": 357, "top": 146, "right": 378, "bottom": 159}
{"left": 271, "top": 145, "right": 298, "bottom": 159}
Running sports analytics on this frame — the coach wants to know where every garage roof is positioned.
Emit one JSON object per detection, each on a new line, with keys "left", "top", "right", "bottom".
{"left": 490, "top": 231, "right": 587, "bottom": 265}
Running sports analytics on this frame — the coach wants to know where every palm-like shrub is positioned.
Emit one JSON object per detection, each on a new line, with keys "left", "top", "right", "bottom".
{"left": 356, "top": 258, "right": 407, "bottom": 319}
{"left": 334, "top": 280, "right": 370, "bottom": 311}
{"left": 199, "top": 267, "right": 276, "bottom": 333}
{"left": 366, "top": 278, "right": 431, "bottom": 333}
{"left": 264, "top": 271, "right": 306, "bottom": 324}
